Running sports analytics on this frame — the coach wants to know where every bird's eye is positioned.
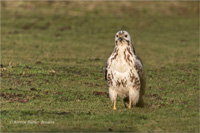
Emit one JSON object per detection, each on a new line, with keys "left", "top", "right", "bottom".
{"left": 116, "top": 35, "right": 118, "bottom": 37}
{"left": 125, "top": 35, "right": 128, "bottom": 38}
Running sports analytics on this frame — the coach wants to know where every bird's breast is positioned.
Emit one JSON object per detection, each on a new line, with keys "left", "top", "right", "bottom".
{"left": 107, "top": 46, "right": 140, "bottom": 90}
{"left": 109, "top": 47, "right": 134, "bottom": 73}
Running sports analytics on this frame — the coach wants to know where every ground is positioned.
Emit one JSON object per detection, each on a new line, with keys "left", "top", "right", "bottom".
{"left": 1, "top": 1, "right": 199, "bottom": 132}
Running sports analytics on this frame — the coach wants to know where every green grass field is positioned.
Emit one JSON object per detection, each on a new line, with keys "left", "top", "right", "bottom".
{"left": 1, "top": 1, "right": 199, "bottom": 132}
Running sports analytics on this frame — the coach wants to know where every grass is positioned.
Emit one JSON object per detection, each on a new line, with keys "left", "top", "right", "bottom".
{"left": 1, "top": 1, "right": 199, "bottom": 132}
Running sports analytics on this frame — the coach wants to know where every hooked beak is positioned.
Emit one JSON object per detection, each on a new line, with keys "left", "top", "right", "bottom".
{"left": 118, "top": 34, "right": 124, "bottom": 41}
{"left": 119, "top": 37, "right": 123, "bottom": 41}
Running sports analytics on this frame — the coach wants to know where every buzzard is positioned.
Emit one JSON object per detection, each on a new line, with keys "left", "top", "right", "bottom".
{"left": 105, "top": 31, "right": 145, "bottom": 110}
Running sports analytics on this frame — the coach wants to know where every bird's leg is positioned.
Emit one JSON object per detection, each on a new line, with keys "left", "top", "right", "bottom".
{"left": 129, "top": 89, "right": 140, "bottom": 109}
{"left": 128, "top": 100, "right": 132, "bottom": 109}
{"left": 113, "top": 101, "right": 117, "bottom": 110}
{"left": 109, "top": 87, "right": 117, "bottom": 110}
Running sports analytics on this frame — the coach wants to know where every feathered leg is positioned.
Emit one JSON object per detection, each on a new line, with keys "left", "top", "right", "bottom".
{"left": 136, "top": 85, "right": 145, "bottom": 107}
{"left": 109, "top": 87, "right": 117, "bottom": 110}
{"left": 129, "top": 89, "right": 139, "bottom": 108}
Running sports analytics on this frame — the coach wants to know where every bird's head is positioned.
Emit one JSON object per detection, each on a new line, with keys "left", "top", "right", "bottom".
{"left": 115, "top": 30, "right": 131, "bottom": 45}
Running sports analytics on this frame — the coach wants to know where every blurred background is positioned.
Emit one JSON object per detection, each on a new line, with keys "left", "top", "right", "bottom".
{"left": 1, "top": 1, "right": 199, "bottom": 66}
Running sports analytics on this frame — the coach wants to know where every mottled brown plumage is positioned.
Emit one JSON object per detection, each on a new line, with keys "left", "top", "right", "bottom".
{"left": 105, "top": 31, "right": 145, "bottom": 110}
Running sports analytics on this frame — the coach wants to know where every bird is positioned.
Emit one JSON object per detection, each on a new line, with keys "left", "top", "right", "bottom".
{"left": 104, "top": 30, "right": 145, "bottom": 110}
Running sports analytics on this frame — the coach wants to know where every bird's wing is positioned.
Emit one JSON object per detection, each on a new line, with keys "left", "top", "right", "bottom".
{"left": 135, "top": 55, "right": 146, "bottom": 95}
{"left": 104, "top": 62, "right": 108, "bottom": 81}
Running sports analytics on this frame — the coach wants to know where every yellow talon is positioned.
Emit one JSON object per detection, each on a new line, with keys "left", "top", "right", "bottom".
{"left": 113, "top": 101, "right": 117, "bottom": 110}
{"left": 128, "top": 100, "right": 132, "bottom": 109}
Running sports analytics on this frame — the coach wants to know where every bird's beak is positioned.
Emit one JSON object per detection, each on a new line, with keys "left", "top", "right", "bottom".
{"left": 118, "top": 34, "right": 124, "bottom": 41}
{"left": 119, "top": 37, "right": 123, "bottom": 41}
